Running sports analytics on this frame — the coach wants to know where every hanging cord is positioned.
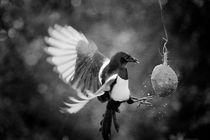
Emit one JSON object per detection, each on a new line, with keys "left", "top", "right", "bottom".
{"left": 158, "top": 0, "right": 168, "bottom": 65}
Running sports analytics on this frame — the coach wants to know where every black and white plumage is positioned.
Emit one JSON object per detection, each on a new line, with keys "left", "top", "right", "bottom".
{"left": 44, "top": 25, "right": 151, "bottom": 140}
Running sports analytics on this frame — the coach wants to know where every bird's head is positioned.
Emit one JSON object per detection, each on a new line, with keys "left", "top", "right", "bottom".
{"left": 112, "top": 52, "right": 139, "bottom": 67}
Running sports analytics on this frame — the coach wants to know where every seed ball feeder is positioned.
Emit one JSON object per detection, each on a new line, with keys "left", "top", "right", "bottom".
{"left": 151, "top": 0, "right": 178, "bottom": 97}
{"left": 151, "top": 48, "right": 178, "bottom": 97}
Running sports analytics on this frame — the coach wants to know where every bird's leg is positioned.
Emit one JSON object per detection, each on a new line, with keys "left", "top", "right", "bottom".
{"left": 127, "top": 96, "right": 153, "bottom": 106}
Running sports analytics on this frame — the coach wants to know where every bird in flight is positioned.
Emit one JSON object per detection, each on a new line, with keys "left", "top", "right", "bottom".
{"left": 44, "top": 25, "right": 152, "bottom": 140}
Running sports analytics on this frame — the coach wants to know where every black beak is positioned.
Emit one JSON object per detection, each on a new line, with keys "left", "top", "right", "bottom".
{"left": 129, "top": 57, "right": 139, "bottom": 63}
{"left": 133, "top": 58, "right": 139, "bottom": 63}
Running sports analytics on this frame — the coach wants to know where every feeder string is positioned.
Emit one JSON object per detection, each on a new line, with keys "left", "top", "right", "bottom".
{"left": 158, "top": 0, "right": 168, "bottom": 65}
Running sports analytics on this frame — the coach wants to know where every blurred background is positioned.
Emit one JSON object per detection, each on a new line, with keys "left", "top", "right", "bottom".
{"left": 0, "top": 0, "right": 210, "bottom": 140}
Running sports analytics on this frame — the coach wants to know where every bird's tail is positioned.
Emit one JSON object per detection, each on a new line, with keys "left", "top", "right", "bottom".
{"left": 101, "top": 108, "right": 113, "bottom": 140}
{"left": 100, "top": 100, "right": 121, "bottom": 140}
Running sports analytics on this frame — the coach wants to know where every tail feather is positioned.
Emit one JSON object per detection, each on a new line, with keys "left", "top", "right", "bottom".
{"left": 100, "top": 100, "right": 121, "bottom": 140}
{"left": 101, "top": 108, "right": 113, "bottom": 140}
{"left": 112, "top": 111, "right": 119, "bottom": 132}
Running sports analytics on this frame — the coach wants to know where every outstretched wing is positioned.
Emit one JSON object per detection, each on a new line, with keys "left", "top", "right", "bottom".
{"left": 44, "top": 25, "right": 111, "bottom": 113}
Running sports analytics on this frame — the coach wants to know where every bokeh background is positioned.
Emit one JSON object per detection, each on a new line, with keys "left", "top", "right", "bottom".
{"left": 0, "top": 0, "right": 210, "bottom": 140}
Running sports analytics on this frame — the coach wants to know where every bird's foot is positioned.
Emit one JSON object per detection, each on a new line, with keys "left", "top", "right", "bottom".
{"left": 128, "top": 96, "right": 153, "bottom": 107}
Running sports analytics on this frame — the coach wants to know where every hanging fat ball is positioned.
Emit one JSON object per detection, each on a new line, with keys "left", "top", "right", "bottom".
{"left": 151, "top": 64, "right": 178, "bottom": 97}
{"left": 151, "top": 51, "right": 178, "bottom": 97}
{"left": 151, "top": 0, "right": 178, "bottom": 97}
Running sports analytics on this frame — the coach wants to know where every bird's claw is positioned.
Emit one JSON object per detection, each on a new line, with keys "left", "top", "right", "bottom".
{"left": 131, "top": 96, "right": 153, "bottom": 107}
{"left": 137, "top": 100, "right": 152, "bottom": 108}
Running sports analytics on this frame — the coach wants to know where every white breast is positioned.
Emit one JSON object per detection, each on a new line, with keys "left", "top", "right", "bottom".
{"left": 111, "top": 76, "right": 130, "bottom": 102}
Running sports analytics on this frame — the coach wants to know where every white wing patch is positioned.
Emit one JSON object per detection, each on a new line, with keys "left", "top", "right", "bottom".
{"left": 98, "top": 59, "right": 110, "bottom": 84}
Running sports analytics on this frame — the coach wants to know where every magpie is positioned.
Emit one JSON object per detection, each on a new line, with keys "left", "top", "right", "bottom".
{"left": 44, "top": 25, "right": 152, "bottom": 140}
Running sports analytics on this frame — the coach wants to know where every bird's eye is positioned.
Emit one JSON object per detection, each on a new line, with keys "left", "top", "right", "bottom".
{"left": 120, "top": 57, "right": 126, "bottom": 63}
{"left": 125, "top": 55, "right": 130, "bottom": 61}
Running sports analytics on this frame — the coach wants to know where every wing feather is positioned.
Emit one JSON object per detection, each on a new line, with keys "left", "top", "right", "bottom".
{"left": 48, "top": 27, "right": 74, "bottom": 44}
{"left": 45, "top": 47, "right": 76, "bottom": 56}
{"left": 45, "top": 25, "right": 111, "bottom": 113}
{"left": 45, "top": 37, "right": 76, "bottom": 49}
{"left": 47, "top": 55, "right": 76, "bottom": 65}
{"left": 54, "top": 25, "right": 79, "bottom": 42}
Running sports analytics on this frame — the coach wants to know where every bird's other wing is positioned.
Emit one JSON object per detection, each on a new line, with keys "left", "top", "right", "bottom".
{"left": 62, "top": 74, "right": 118, "bottom": 114}
{"left": 45, "top": 25, "right": 111, "bottom": 113}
